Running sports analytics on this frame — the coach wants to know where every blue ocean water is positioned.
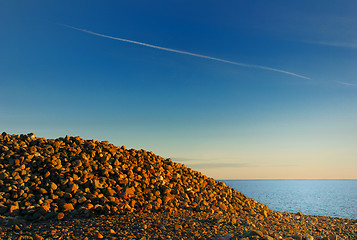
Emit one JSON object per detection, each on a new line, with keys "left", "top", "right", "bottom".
{"left": 223, "top": 180, "right": 357, "bottom": 219}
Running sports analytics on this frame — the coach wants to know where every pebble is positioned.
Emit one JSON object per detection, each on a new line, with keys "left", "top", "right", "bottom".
{"left": 304, "top": 234, "right": 314, "bottom": 240}
{"left": 56, "top": 212, "right": 64, "bottom": 220}
{"left": 96, "top": 232, "right": 103, "bottom": 239}
{"left": 33, "top": 234, "right": 44, "bottom": 240}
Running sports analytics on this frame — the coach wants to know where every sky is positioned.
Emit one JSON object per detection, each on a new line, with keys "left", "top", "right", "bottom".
{"left": 1, "top": 0, "right": 356, "bottom": 179}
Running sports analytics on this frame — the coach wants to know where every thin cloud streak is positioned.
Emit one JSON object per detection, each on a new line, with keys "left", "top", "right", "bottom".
{"left": 62, "top": 24, "right": 311, "bottom": 80}
{"left": 335, "top": 81, "right": 355, "bottom": 87}
{"left": 171, "top": 157, "right": 255, "bottom": 169}
{"left": 307, "top": 40, "right": 357, "bottom": 49}
{"left": 188, "top": 162, "right": 254, "bottom": 169}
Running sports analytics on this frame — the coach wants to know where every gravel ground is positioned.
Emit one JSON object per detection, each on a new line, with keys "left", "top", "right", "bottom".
{"left": 1, "top": 209, "right": 356, "bottom": 240}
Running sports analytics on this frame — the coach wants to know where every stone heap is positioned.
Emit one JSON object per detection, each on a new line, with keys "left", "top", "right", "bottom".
{"left": 0, "top": 132, "right": 269, "bottom": 221}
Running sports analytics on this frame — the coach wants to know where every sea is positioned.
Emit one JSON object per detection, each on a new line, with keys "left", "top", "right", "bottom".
{"left": 222, "top": 180, "right": 357, "bottom": 220}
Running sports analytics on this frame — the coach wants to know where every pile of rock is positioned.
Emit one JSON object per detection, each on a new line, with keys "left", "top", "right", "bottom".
{"left": 0, "top": 132, "right": 269, "bottom": 221}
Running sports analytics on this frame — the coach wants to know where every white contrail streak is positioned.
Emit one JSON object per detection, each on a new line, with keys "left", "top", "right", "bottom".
{"left": 62, "top": 24, "right": 311, "bottom": 80}
{"left": 335, "top": 81, "right": 355, "bottom": 86}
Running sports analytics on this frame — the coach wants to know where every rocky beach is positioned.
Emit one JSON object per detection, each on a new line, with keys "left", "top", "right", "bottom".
{"left": 0, "top": 132, "right": 356, "bottom": 239}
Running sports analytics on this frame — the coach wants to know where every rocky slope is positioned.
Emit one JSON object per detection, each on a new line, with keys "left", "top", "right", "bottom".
{"left": 0, "top": 132, "right": 356, "bottom": 240}
{"left": 0, "top": 132, "right": 267, "bottom": 220}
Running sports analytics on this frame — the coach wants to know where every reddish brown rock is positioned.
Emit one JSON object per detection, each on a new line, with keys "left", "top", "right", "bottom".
{"left": 62, "top": 203, "right": 74, "bottom": 212}
{"left": 57, "top": 212, "right": 64, "bottom": 220}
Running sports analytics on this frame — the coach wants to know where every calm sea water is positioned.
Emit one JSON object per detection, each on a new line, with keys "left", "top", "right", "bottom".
{"left": 222, "top": 180, "right": 357, "bottom": 219}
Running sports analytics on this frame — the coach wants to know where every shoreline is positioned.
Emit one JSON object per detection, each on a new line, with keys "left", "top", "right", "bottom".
{"left": 220, "top": 179, "right": 357, "bottom": 181}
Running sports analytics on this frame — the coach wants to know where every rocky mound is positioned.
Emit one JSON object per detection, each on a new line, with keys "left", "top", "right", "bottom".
{"left": 0, "top": 132, "right": 269, "bottom": 221}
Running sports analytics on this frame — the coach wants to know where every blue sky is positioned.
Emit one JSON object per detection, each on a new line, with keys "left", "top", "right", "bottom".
{"left": 1, "top": 1, "right": 356, "bottom": 179}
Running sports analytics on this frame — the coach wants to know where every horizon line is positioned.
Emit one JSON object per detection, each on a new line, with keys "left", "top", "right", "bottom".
{"left": 220, "top": 178, "right": 357, "bottom": 180}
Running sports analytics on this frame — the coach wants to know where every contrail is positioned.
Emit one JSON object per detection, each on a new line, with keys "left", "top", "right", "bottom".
{"left": 62, "top": 24, "right": 311, "bottom": 80}
{"left": 335, "top": 81, "right": 355, "bottom": 86}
